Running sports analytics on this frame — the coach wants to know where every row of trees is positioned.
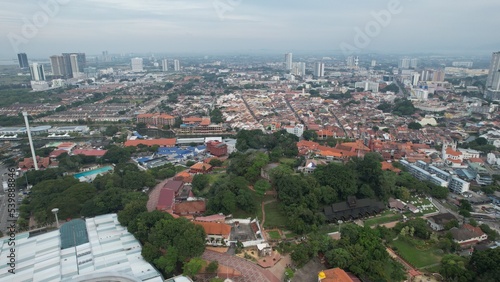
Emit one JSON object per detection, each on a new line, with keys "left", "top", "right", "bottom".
{"left": 268, "top": 153, "right": 448, "bottom": 234}
{"left": 235, "top": 130, "right": 298, "bottom": 161}
{"left": 120, "top": 210, "right": 207, "bottom": 277}
{"left": 289, "top": 225, "right": 406, "bottom": 281}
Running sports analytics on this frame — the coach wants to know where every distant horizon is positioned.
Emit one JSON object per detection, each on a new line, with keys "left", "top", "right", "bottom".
{"left": 2, "top": 0, "right": 499, "bottom": 59}
{"left": 0, "top": 49, "right": 497, "bottom": 64}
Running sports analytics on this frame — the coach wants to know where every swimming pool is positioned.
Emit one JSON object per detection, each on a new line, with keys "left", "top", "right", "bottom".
{"left": 73, "top": 166, "right": 114, "bottom": 179}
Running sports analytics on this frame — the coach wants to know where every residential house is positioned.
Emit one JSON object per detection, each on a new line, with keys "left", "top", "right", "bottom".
{"left": 427, "top": 213, "right": 457, "bottom": 231}
{"left": 189, "top": 162, "right": 212, "bottom": 174}
{"left": 450, "top": 224, "right": 488, "bottom": 248}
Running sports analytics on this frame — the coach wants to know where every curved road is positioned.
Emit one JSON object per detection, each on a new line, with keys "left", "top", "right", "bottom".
{"left": 202, "top": 250, "right": 280, "bottom": 282}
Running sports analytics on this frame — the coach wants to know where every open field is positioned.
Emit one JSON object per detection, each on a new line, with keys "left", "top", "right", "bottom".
{"left": 263, "top": 202, "right": 287, "bottom": 228}
{"left": 364, "top": 210, "right": 402, "bottom": 227}
{"left": 391, "top": 238, "right": 442, "bottom": 268}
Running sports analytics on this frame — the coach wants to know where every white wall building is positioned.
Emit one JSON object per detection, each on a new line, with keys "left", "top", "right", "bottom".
{"left": 131, "top": 58, "right": 144, "bottom": 72}
{"left": 285, "top": 124, "right": 304, "bottom": 137}
{"left": 173, "top": 59, "right": 180, "bottom": 71}
{"left": 0, "top": 214, "right": 163, "bottom": 282}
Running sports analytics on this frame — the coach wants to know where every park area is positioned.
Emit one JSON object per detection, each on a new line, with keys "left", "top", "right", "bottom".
{"left": 408, "top": 196, "right": 439, "bottom": 215}
{"left": 391, "top": 238, "right": 442, "bottom": 269}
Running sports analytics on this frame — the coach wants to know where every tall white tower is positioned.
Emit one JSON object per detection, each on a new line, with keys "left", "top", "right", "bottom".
{"left": 173, "top": 59, "right": 180, "bottom": 71}
{"left": 162, "top": 59, "right": 168, "bottom": 72}
{"left": 23, "top": 112, "right": 38, "bottom": 170}
{"left": 285, "top": 53, "right": 293, "bottom": 71}
{"left": 487, "top": 51, "right": 500, "bottom": 91}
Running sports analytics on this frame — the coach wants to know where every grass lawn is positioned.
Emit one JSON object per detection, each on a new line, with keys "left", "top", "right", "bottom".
{"left": 263, "top": 202, "right": 288, "bottom": 228}
{"left": 364, "top": 211, "right": 402, "bottom": 227}
{"left": 267, "top": 230, "right": 281, "bottom": 240}
{"left": 232, "top": 190, "right": 264, "bottom": 220}
{"left": 316, "top": 224, "right": 340, "bottom": 234}
{"left": 391, "top": 238, "right": 442, "bottom": 268}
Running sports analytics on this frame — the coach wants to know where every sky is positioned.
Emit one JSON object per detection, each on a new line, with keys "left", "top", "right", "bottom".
{"left": 1, "top": 0, "right": 500, "bottom": 59}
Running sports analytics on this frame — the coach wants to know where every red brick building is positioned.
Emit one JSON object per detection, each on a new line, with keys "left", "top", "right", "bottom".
{"left": 206, "top": 141, "right": 228, "bottom": 157}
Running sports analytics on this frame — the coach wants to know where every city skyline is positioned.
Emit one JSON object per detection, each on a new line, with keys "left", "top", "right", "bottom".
{"left": 1, "top": 0, "right": 500, "bottom": 58}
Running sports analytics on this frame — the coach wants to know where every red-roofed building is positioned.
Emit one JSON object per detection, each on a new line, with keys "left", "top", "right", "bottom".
{"left": 206, "top": 141, "right": 228, "bottom": 157}
{"left": 124, "top": 138, "right": 176, "bottom": 147}
{"left": 318, "top": 268, "right": 354, "bottom": 282}
{"left": 18, "top": 156, "right": 57, "bottom": 171}
{"left": 173, "top": 200, "right": 206, "bottom": 216}
{"left": 194, "top": 221, "right": 232, "bottom": 246}
{"left": 190, "top": 162, "right": 212, "bottom": 174}
{"left": 49, "top": 149, "right": 68, "bottom": 159}
{"left": 156, "top": 188, "right": 176, "bottom": 211}
{"left": 72, "top": 149, "right": 107, "bottom": 157}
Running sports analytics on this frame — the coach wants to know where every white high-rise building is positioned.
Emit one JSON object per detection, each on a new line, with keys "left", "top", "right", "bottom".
{"left": 346, "top": 56, "right": 359, "bottom": 68}
{"left": 487, "top": 51, "right": 500, "bottom": 91}
{"left": 174, "top": 59, "right": 180, "bottom": 71}
{"left": 371, "top": 60, "right": 377, "bottom": 67}
{"left": 131, "top": 57, "right": 143, "bottom": 72}
{"left": 29, "top": 63, "right": 45, "bottom": 81}
{"left": 69, "top": 54, "right": 80, "bottom": 77}
{"left": 285, "top": 53, "right": 293, "bottom": 71}
{"left": 313, "top": 62, "right": 325, "bottom": 78}
{"left": 292, "top": 62, "right": 306, "bottom": 76}
{"left": 410, "top": 58, "right": 418, "bottom": 68}
{"left": 411, "top": 72, "right": 420, "bottom": 86}
{"left": 452, "top": 61, "right": 473, "bottom": 68}
{"left": 399, "top": 58, "right": 410, "bottom": 69}
{"left": 162, "top": 59, "right": 168, "bottom": 72}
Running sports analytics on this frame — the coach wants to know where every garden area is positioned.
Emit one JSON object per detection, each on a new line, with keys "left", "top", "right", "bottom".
{"left": 363, "top": 210, "right": 403, "bottom": 227}
{"left": 408, "top": 196, "right": 439, "bottom": 215}
{"left": 263, "top": 201, "right": 287, "bottom": 229}
{"left": 390, "top": 238, "right": 442, "bottom": 269}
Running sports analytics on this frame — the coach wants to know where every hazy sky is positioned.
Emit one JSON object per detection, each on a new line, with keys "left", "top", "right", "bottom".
{"left": 1, "top": 0, "right": 499, "bottom": 59}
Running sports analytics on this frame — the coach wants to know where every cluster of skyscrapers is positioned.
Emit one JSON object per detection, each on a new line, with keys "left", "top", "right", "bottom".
{"left": 50, "top": 53, "right": 86, "bottom": 78}
{"left": 399, "top": 57, "right": 418, "bottom": 69}
{"left": 131, "top": 57, "right": 181, "bottom": 72}
{"left": 284, "top": 52, "right": 324, "bottom": 78}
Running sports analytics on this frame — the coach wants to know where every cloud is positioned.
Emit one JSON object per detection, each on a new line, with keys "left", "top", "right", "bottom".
{"left": 1, "top": 0, "right": 499, "bottom": 57}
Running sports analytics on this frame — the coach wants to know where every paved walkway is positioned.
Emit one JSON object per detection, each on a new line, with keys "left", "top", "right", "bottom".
{"left": 202, "top": 250, "right": 280, "bottom": 282}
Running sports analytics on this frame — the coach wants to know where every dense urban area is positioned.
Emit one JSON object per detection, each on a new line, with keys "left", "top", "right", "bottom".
{"left": 1, "top": 51, "right": 500, "bottom": 282}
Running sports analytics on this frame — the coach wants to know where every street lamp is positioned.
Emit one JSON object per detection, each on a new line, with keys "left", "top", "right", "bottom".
{"left": 51, "top": 208, "right": 60, "bottom": 228}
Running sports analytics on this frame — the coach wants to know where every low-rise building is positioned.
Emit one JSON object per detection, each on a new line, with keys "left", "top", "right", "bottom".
{"left": 427, "top": 213, "right": 457, "bottom": 231}
{"left": 193, "top": 221, "right": 231, "bottom": 246}
{"left": 450, "top": 224, "right": 488, "bottom": 248}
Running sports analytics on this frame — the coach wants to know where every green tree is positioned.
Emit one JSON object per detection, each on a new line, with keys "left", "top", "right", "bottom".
{"left": 192, "top": 174, "right": 209, "bottom": 194}
{"left": 206, "top": 261, "right": 219, "bottom": 273}
{"left": 118, "top": 199, "right": 147, "bottom": 226}
{"left": 439, "top": 254, "right": 474, "bottom": 282}
{"left": 254, "top": 179, "right": 271, "bottom": 195}
{"left": 302, "top": 130, "right": 318, "bottom": 141}
{"left": 183, "top": 257, "right": 205, "bottom": 277}
{"left": 408, "top": 122, "right": 422, "bottom": 130}
{"left": 209, "top": 158, "right": 223, "bottom": 167}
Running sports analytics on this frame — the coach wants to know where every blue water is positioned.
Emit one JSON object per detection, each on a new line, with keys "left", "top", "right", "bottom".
{"left": 73, "top": 166, "right": 113, "bottom": 179}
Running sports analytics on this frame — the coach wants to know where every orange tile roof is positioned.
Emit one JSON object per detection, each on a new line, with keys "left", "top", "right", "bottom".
{"left": 446, "top": 148, "right": 462, "bottom": 157}
{"left": 193, "top": 221, "right": 231, "bottom": 237}
{"left": 381, "top": 162, "right": 402, "bottom": 173}
{"left": 319, "top": 268, "right": 354, "bottom": 282}
{"left": 183, "top": 117, "right": 203, "bottom": 123}
{"left": 316, "top": 130, "right": 335, "bottom": 137}
{"left": 190, "top": 162, "right": 212, "bottom": 171}
{"left": 124, "top": 138, "right": 176, "bottom": 147}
